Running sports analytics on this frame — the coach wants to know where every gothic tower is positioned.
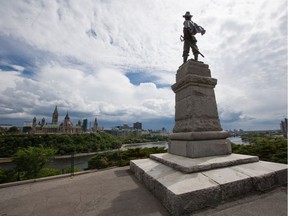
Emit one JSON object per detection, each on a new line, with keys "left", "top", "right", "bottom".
{"left": 62, "top": 112, "right": 73, "bottom": 133}
{"left": 52, "top": 106, "right": 58, "bottom": 125}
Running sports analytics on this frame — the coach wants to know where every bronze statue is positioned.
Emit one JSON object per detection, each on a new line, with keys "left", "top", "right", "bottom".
{"left": 181, "top": 11, "right": 206, "bottom": 63}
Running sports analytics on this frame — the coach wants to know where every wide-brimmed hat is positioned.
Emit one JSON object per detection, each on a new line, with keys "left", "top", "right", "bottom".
{"left": 183, "top": 11, "right": 193, "bottom": 18}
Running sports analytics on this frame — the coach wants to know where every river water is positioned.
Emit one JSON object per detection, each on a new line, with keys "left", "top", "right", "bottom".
{"left": 227, "top": 136, "right": 249, "bottom": 145}
{"left": 122, "top": 137, "right": 249, "bottom": 149}
{"left": 121, "top": 141, "right": 168, "bottom": 149}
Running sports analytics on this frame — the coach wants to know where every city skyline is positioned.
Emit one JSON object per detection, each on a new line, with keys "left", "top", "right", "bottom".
{"left": 0, "top": 0, "right": 286, "bottom": 131}
{"left": 13, "top": 105, "right": 155, "bottom": 130}
{"left": 0, "top": 105, "right": 284, "bottom": 132}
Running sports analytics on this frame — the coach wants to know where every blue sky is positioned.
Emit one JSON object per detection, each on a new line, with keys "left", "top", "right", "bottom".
{"left": 0, "top": 0, "right": 287, "bottom": 131}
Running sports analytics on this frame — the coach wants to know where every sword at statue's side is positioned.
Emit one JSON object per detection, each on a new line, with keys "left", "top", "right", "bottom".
{"left": 180, "top": 35, "right": 205, "bottom": 58}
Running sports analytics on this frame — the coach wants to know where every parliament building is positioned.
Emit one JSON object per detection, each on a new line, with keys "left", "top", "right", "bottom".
{"left": 31, "top": 106, "right": 84, "bottom": 134}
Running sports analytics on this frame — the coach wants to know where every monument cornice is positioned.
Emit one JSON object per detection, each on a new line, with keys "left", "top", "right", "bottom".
{"left": 171, "top": 74, "right": 217, "bottom": 93}
{"left": 169, "top": 131, "right": 229, "bottom": 141}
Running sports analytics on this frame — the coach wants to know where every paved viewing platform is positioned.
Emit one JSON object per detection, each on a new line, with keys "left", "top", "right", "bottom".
{"left": 0, "top": 166, "right": 286, "bottom": 216}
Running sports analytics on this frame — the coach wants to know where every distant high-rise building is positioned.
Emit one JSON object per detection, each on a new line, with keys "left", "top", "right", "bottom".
{"left": 133, "top": 122, "right": 142, "bottom": 130}
{"left": 32, "top": 117, "right": 37, "bottom": 127}
{"left": 41, "top": 117, "right": 46, "bottom": 126}
{"left": 123, "top": 124, "right": 130, "bottom": 129}
{"left": 52, "top": 106, "right": 58, "bottom": 125}
{"left": 93, "top": 117, "right": 98, "bottom": 132}
{"left": 280, "top": 118, "right": 287, "bottom": 138}
{"left": 82, "top": 119, "right": 88, "bottom": 131}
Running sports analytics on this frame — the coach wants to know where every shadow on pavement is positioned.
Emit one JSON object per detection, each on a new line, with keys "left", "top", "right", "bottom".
{"left": 97, "top": 168, "right": 170, "bottom": 216}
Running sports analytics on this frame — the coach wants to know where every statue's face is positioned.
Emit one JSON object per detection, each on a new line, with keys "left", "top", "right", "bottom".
{"left": 185, "top": 16, "right": 191, "bottom": 20}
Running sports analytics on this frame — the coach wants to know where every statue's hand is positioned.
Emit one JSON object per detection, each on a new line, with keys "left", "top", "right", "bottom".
{"left": 201, "top": 30, "right": 206, "bottom": 35}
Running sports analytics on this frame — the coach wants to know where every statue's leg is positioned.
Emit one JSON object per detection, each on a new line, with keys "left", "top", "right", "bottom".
{"left": 192, "top": 45, "right": 199, "bottom": 61}
{"left": 183, "top": 41, "right": 189, "bottom": 63}
{"left": 191, "top": 37, "right": 199, "bottom": 61}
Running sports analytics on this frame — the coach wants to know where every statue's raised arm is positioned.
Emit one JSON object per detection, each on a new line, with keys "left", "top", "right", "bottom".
{"left": 181, "top": 11, "right": 206, "bottom": 63}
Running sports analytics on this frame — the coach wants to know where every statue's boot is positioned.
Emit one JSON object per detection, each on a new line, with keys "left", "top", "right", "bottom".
{"left": 194, "top": 54, "right": 198, "bottom": 61}
{"left": 183, "top": 56, "right": 188, "bottom": 63}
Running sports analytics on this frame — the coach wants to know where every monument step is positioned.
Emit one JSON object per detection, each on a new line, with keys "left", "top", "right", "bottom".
{"left": 130, "top": 157, "right": 287, "bottom": 216}
{"left": 150, "top": 153, "right": 259, "bottom": 173}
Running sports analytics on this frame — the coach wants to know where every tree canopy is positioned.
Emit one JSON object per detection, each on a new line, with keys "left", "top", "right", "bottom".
{"left": 12, "top": 145, "right": 56, "bottom": 179}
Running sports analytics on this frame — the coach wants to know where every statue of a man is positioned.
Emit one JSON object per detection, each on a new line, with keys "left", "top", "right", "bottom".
{"left": 182, "top": 11, "right": 206, "bottom": 63}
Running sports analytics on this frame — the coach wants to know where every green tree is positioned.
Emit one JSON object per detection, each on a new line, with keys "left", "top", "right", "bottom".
{"left": 88, "top": 155, "right": 109, "bottom": 169}
{"left": 7, "top": 126, "right": 19, "bottom": 134}
{"left": 232, "top": 137, "right": 287, "bottom": 164}
{"left": 12, "top": 145, "right": 56, "bottom": 179}
{"left": 88, "top": 147, "right": 167, "bottom": 169}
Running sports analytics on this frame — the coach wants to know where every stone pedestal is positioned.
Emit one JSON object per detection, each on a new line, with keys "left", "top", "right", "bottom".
{"left": 169, "top": 60, "right": 231, "bottom": 158}
{"left": 130, "top": 60, "right": 288, "bottom": 215}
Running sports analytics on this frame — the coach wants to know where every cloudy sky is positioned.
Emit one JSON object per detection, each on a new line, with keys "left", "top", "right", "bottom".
{"left": 0, "top": 0, "right": 286, "bottom": 131}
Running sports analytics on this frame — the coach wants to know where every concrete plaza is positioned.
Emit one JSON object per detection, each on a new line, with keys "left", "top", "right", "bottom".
{"left": 0, "top": 166, "right": 286, "bottom": 216}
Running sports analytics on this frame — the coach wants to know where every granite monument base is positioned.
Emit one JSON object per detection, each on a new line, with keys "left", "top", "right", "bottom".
{"left": 130, "top": 154, "right": 287, "bottom": 216}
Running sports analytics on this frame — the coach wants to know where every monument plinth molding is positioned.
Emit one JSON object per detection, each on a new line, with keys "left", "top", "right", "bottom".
{"left": 169, "top": 60, "right": 231, "bottom": 158}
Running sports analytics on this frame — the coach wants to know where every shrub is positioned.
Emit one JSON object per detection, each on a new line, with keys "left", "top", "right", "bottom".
{"left": 64, "top": 167, "right": 80, "bottom": 173}
{"left": 0, "top": 169, "right": 18, "bottom": 184}
{"left": 36, "top": 168, "right": 61, "bottom": 178}
{"left": 88, "top": 155, "right": 109, "bottom": 169}
{"left": 232, "top": 137, "right": 287, "bottom": 164}
{"left": 88, "top": 147, "right": 167, "bottom": 169}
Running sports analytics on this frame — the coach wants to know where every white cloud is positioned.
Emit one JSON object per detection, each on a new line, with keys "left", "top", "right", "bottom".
{"left": 0, "top": 70, "right": 21, "bottom": 92}
{"left": 0, "top": 62, "right": 174, "bottom": 124}
{"left": 0, "top": 0, "right": 286, "bottom": 130}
